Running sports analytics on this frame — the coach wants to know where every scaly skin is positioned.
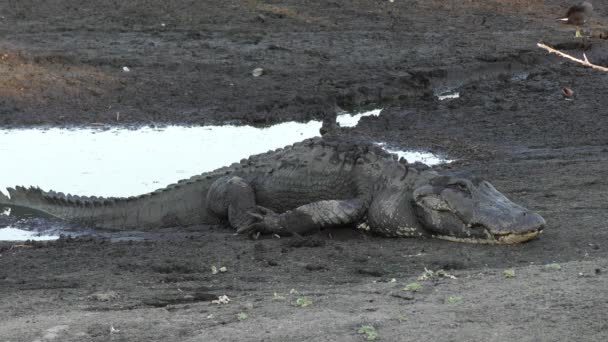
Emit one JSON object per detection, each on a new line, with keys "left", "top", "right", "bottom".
{"left": 0, "top": 137, "right": 546, "bottom": 243}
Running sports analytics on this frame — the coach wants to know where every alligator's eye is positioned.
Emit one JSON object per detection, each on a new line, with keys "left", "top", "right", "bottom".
{"left": 448, "top": 181, "right": 470, "bottom": 193}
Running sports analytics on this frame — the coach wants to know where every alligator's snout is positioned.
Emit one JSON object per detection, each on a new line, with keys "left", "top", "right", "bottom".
{"left": 489, "top": 211, "right": 545, "bottom": 244}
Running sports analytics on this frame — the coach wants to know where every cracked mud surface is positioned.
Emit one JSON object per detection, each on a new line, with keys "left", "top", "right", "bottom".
{"left": 1, "top": 0, "right": 608, "bottom": 341}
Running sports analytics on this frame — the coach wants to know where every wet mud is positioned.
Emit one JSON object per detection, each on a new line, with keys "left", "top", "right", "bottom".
{"left": 1, "top": 0, "right": 608, "bottom": 341}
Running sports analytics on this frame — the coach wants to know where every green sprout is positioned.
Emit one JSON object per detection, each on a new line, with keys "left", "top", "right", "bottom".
{"left": 357, "top": 325, "right": 378, "bottom": 341}
{"left": 446, "top": 295, "right": 462, "bottom": 304}
{"left": 295, "top": 297, "right": 313, "bottom": 308}
{"left": 403, "top": 282, "right": 423, "bottom": 292}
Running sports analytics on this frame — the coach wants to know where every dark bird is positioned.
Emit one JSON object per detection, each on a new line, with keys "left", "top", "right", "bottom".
{"left": 559, "top": 1, "right": 593, "bottom": 37}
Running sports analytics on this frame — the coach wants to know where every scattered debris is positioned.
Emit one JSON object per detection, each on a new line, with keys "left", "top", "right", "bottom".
{"left": 437, "top": 92, "right": 460, "bottom": 101}
{"left": 357, "top": 325, "right": 378, "bottom": 341}
{"left": 110, "top": 326, "right": 120, "bottom": 334}
{"left": 403, "top": 282, "right": 423, "bottom": 292}
{"left": 537, "top": 42, "right": 608, "bottom": 72}
{"left": 237, "top": 312, "right": 249, "bottom": 321}
{"left": 295, "top": 297, "right": 313, "bottom": 308}
{"left": 418, "top": 268, "right": 457, "bottom": 281}
{"left": 562, "top": 87, "right": 574, "bottom": 98}
{"left": 289, "top": 288, "right": 299, "bottom": 295}
{"left": 446, "top": 295, "right": 463, "bottom": 304}
{"left": 397, "top": 314, "right": 408, "bottom": 322}
{"left": 503, "top": 269, "right": 516, "bottom": 278}
{"left": 545, "top": 263, "right": 562, "bottom": 270}
{"left": 212, "top": 295, "right": 230, "bottom": 305}
{"left": 357, "top": 222, "right": 371, "bottom": 231}
{"left": 272, "top": 292, "right": 286, "bottom": 301}
{"left": 211, "top": 265, "right": 227, "bottom": 274}
{"left": 252, "top": 68, "right": 264, "bottom": 77}
{"left": 122, "top": 66, "right": 130, "bottom": 72}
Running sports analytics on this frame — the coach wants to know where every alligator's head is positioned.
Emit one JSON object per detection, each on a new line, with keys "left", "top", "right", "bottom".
{"left": 412, "top": 171, "right": 545, "bottom": 244}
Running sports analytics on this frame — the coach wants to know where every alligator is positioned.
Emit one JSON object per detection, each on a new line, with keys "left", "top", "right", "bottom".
{"left": 0, "top": 137, "right": 545, "bottom": 244}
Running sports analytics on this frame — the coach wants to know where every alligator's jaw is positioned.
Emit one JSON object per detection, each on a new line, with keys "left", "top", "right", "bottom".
{"left": 432, "top": 229, "right": 543, "bottom": 245}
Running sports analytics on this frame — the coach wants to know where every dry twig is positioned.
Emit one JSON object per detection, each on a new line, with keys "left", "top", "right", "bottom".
{"left": 537, "top": 42, "right": 608, "bottom": 72}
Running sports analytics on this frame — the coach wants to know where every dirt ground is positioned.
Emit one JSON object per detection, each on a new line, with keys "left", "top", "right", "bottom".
{"left": 1, "top": 0, "right": 608, "bottom": 341}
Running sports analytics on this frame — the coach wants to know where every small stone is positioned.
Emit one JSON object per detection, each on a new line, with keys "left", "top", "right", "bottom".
{"left": 88, "top": 291, "right": 118, "bottom": 302}
{"left": 122, "top": 66, "right": 130, "bottom": 72}
{"left": 252, "top": 68, "right": 264, "bottom": 77}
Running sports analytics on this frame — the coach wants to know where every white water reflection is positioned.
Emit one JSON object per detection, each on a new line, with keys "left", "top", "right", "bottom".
{"left": 0, "top": 110, "right": 449, "bottom": 200}
{"left": 336, "top": 109, "right": 382, "bottom": 127}
{"left": 376, "top": 143, "right": 451, "bottom": 166}
{"left": 437, "top": 92, "right": 460, "bottom": 101}
{"left": 0, "top": 227, "right": 59, "bottom": 241}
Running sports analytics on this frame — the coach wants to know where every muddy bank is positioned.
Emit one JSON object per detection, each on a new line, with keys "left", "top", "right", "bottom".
{"left": 2, "top": 0, "right": 608, "bottom": 127}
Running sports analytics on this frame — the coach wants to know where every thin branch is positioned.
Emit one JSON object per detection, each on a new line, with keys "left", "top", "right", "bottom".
{"left": 537, "top": 42, "right": 608, "bottom": 72}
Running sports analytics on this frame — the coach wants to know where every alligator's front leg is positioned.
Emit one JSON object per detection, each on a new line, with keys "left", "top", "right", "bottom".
{"left": 238, "top": 198, "right": 368, "bottom": 236}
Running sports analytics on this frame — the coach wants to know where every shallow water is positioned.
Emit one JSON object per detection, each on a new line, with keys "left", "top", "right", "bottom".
{"left": 0, "top": 227, "right": 59, "bottom": 241}
{"left": 0, "top": 121, "right": 320, "bottom": 197}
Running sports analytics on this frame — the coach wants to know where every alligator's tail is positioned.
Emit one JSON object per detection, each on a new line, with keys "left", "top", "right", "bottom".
{"left": 0, "top": 177, "right": 214, "bottom": 230}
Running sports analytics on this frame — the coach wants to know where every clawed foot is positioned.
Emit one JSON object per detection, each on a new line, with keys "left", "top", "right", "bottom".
{"left": 237, "top": 206, "right": 290, "bottom": 236}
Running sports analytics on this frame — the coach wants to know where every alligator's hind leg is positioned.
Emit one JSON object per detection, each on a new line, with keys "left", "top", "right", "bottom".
{"left": 206, "top": 175, "right": 261, "bottom": 232}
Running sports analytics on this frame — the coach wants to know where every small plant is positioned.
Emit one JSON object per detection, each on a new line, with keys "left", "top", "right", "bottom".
{"left": 295, "top": 297, "right": 313, "bottom": 308}
{"left": 237, "top": 312, "right": 248, "bottom": 321}
{"left": 503, "top": 269, "right": 515, "bottom": 278}
{"left": 545, "top": 263, "right": 561, "bottom": 270}
{"left": 357, "top": 325, "right": 378, "bottom": 341}
{"left": 446, "top": 295, "right": 462, "bottom": 305}
{"left": 403, "top": 282, "right": 422, "bottom": 292}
